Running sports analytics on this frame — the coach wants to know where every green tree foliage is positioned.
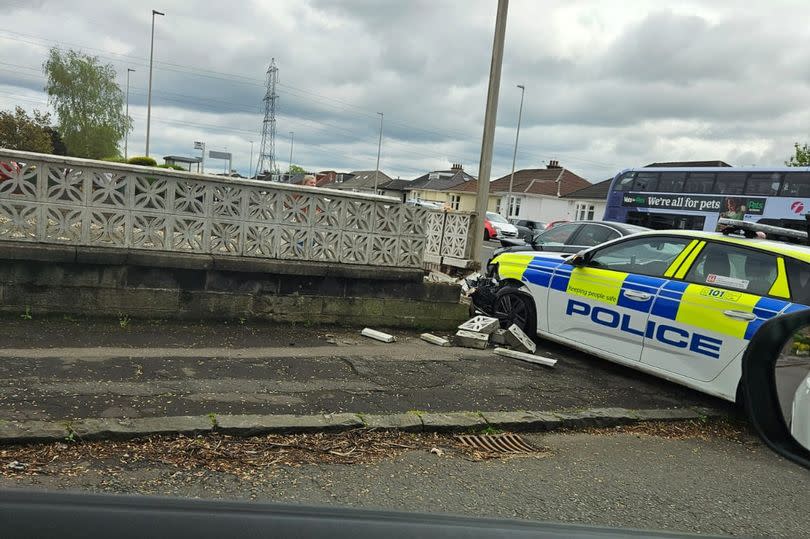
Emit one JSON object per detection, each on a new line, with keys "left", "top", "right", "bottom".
{"left": 786, "top": 142, "right": 810, "bottom": 166}
{"left": 289, "top": 164, "right": 306, "bottom": 174}
{"left": 46, "top": 126, "right": 67, "bottom": 155}
{"left": 127, "top": 156, "right": 157, "bottom": 167}
{"left": 0, "top": 106, "right": 54, "bottom": 153}
{"left": 43, "top": 48, "right": 131, "bottom": 159}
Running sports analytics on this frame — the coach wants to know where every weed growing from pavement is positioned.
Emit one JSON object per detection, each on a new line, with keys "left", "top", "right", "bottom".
{"left": 478, "top": 425, "right": 503, "bottom": 436}
{"left": 20, "top": 306, "right": 32, "bottom": 320}
{"left": 207, "top": 413, "right": 218, "bottom": 428}
{"left": 118, "top": 314, "right": 130, "bottom": 329}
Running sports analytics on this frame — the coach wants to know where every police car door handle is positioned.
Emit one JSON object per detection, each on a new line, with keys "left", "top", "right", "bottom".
{"left": 723, "top": 310, "right": 756, "bottom": 321}
{"left": 622, "top": 290, "right": 651, "bottom": 301}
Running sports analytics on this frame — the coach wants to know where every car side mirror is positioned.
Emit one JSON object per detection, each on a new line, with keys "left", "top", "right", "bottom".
{"left": 743, "top": 309, "right": 810, "bottom": 469}
{"left": 568, "top": 251, "right": 589, "bottom": 266}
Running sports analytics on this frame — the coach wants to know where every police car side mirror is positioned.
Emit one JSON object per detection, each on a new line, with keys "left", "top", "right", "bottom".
{"left": 742, "top": 309, "right": 810, "bottom": 469}
{"left": 568, "top": 251, "right": 589, "bottom": 266}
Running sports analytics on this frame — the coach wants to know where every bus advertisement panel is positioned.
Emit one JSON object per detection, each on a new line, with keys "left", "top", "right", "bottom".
{"left": 603, "top": 168, "right": 810, "bottom": 232}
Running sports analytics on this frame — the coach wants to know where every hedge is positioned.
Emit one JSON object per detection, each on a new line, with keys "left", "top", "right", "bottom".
{"left": 127, "top": 156, "right": 158, "bottom": 167}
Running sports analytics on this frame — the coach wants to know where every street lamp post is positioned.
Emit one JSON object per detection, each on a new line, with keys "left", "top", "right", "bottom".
{"left": 505, "top": 84, "right": 525, "bottom": 219}
{"left": 374, "top": 112, "right": 384, "bottom": 193}
{"left": 125, "top": 68, "right": 135, "bottom": 160}
{"left": 249, "top": 141, "right": 254, "bottom": 179}
{"left": 288, "top": 131, "right": 294, "bottom": 181}
{"left": 145, "top": 9, "right": 164, "bottom": 157}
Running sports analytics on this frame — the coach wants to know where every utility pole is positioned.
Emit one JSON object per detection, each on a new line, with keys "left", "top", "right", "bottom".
{"left": 125, "top": 68, "right": 135, "bottom": 160}
{"left": 374, "top": 112, "right": 384, "bottom": 193}
{"left": 248, "top": 140, "right": 254, "bottom": 178}
{"left": 288, "top": 131, "right": 294, "bottom": 181}
{"left": 505, "top": 84, "right": 525, "bottom": 218}
{"left": 471, "top": 0, "right": 508, "bottom": 267}
{"left": 145, "top": 9, "right": 164, "bottom": 157}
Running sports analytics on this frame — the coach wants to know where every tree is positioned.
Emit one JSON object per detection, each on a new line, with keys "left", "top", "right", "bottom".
{"left": 289, "top": 164, "right": 306, "bottom": 174}
{"left": 0, "top": 106, "right": 54, "bottom": 153}
{"left": 786, "top": 142, "right": 810, "bottom": 166}
{"left": 43, "top": 48, "right": 131, "bottom": 159}
{"left": 46, "top": 126, "right": 67, "bottom": 155}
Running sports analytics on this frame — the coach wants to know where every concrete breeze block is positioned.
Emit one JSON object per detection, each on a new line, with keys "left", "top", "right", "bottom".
{"left": 454, "top": 329, "right": 490, "bottom": 349}
{"left": 458, "top": 315, "right": 500, "bottom": 335}
{"left": 505, "top": 324, "right": 536, "bottom": 353}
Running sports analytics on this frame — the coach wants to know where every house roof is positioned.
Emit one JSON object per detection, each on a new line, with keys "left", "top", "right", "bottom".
{"left": 645, "top": 160, "right": 732, "bottom": 168}
{"left": 330, "top": 170, "right": 393, "bottom": 190}
{"left": 489, "top": 167, "right": 591, "bottom": 197}
{"left": 446, "top": 179, "right": 481, "bottom": 193}
{"left": 405, "top": 169, "right": 476, "bottom": 191}
{"left": 382, "top": 178, "right": 411, "bottom": 191}
{"left": 561, "top": 178, "right": 612, "bottom": 200}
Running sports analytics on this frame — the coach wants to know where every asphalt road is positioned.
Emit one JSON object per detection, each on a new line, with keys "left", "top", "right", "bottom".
{"left": 0, "top": 318, "right": 727, "bottom": 421}
{"left": 2, "top": 424, "right": 807, "bottom": 538}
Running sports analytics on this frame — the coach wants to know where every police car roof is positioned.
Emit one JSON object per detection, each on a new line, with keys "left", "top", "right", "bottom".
{"left": 633, "top": 229, "right": 810, "bottom": 263}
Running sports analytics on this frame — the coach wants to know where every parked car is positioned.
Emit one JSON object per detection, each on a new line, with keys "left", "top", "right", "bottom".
{"left": 545, "top": 220, "right": 568, "bottom": 229}
{"left": 405, "top": 200, "right": 442, "bottom": 209}
{"left": 484, "top": 212, "right": 518, "bottom": 240}
{"left": 0, "top": 161, "right": 19, "bottom": 182}
{"left": 496, "top": 221, "right": 649, "bottom": 255}
{"left": 509, "top": 218, "right": 546, "bottom": 242}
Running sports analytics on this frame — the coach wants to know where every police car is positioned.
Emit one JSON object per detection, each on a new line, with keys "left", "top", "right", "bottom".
{"left": 479, "top": 220, "right": 810, "bottom": 403}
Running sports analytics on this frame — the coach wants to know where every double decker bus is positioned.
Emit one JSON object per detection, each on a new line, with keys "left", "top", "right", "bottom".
{"left": 603, "top": 166, "right": 810, "bottom": 233}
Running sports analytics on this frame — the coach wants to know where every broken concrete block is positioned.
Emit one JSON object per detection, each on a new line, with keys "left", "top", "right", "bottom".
{"left": 458, "top": 315, "right": 500, "bottom": 334}
{"left": 454, "top": 329, "right": 490, "bottom": 349}
{"left": 490, "top": 328, "right": 508, "bottom": 345}
{"left": 361, "top": 328, "right": 396, "bottom": 343}
{"left": 505, "top": 324, "right": 536, "bottom": 353}
{"left": 420, "top": 333, "right": 451, "bottom": 347}
{"left": 494, "top": 347, "right": 556, "bottom": 367}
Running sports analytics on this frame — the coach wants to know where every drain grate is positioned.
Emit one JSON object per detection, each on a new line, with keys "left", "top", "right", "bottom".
{"left": 455, "top": 433, "right": 538, "bottom": 453}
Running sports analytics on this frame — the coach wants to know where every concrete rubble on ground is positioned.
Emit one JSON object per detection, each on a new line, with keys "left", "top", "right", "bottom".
{"left": 420, "top": 333, "right": 451, "bottom": 347}
{"left": 360, "top": 328, "right": 396, "bottom": 343}
{"left": 504, "top": 324, "right": 537, "bottom": 353}
{"left": 453, "top": 330, "right": 490, "bottom": 349}
{"left": 494, "top": 347, "right": 557, "bottom": 368}
{"left": 458, "top": 315, "right": 499, "bottom": 334}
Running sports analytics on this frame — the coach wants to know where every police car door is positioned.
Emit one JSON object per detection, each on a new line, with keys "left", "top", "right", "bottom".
{"left": 641, "top": 241, "right": 786, "bottom": 382}
{"left": 547, "top": 236, "right": 693, "bottom": 361}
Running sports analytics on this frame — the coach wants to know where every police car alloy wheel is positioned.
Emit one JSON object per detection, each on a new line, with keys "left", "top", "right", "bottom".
{"left": 494, "top": 287, "right": 536, "bottom": 334}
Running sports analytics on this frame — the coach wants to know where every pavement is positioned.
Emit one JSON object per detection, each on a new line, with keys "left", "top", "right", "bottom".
{"left": 1, "top": 422, "right": 807, "bottom": 538}
{"left": 0, "top": 317, "right": 729, "bottom": 424}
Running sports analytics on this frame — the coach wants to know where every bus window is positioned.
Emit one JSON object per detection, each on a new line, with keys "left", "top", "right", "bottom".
{"left": 745, "top": 172, "right": 782, "bottom": 196}
{"left": 713, "top": 172, "right": 746, "bottom": 195}
{"left": 613, "top": 172, "right": 635, "bottom": 191}
{"left": 657, "top": 172, "right": 686, "bottom": 193}
{"left": 781, "top": 172, "right": 810, "bottom": 197}
{"left": 633, "top": 172, "right": 658, "bottom": 191}
{"left": 682, "top": 172, "right": 715, "bottom": 193}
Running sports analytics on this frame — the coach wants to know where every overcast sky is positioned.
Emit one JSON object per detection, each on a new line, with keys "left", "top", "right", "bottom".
{"left": 1, "top": 0, "right": 809, "bottom": 182}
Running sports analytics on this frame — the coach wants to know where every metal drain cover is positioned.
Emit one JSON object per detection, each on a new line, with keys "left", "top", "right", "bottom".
{"left": 455, "top": 433, "right": 538, "bottom": 453}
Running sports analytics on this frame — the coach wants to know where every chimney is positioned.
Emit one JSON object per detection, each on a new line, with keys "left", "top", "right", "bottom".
{"left": 451, "top": 163, "right": 462, "bottom": 171}
{"left": 547, "top": 160, "right": 561, "bottom": 169}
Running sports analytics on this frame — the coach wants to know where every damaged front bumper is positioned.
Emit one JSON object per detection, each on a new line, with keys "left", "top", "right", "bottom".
{"left": 465, "top": 270, "right": 500, "bottom": 317}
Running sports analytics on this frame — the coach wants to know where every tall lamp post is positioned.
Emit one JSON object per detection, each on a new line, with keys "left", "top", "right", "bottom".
{"left": 373, "top": 112, "right": 384, "bottom": 193}
{"left": 125, "top": 68, "right": 135, "bottom": 160}
{"left": 505, "top": 84, "right": 525, "bottom": 218}
{"left": 248, "top": 140, "right": 254, "bottom": 179}
{"left": 145, "top": 9, "right": 164, "bottom": 157}
{"left": 288, "top": 131, "right": 295, "bottom": 180}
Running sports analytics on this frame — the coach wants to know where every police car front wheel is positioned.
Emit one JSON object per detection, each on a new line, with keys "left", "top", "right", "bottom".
{"left": 494, "top": 287, "right": 537, "bottom": 336}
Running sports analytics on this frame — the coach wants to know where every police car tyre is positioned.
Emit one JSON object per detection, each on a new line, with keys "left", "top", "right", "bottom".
{"left": 494, "top": 287, "right": 537, "bottom": 336}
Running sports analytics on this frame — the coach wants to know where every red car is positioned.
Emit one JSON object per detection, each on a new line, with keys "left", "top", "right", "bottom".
{"left": 483, "top": 218, "right": 497, "bottom": 240}
{"left": 0, "top": 161, "right": 19, "bottom": 182}
{"left": 545, "top": 220, "right": 569, "bottom": 229}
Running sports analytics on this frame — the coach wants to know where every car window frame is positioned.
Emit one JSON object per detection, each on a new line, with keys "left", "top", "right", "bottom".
{"left": 534, "top": 222, "right": 581, "bottom": 245}
{"left": 784, "top": 255, "right": 810, "bottom": 305}
{"left": 679, "top": 240, "right": 782, "bottom": 298}
{"left": 569, "top": 223, "right": 621, "bottom": 248}
{"left": 582, "top": 234, "right": 694, "bottom": 278}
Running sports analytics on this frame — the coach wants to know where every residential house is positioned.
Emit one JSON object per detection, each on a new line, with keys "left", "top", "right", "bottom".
{"left": 560, "top": 178, "right": 613, "bottom": 221}
{"left": 328, "top": 170, "right": 393, "bottom": 195}
{"left": 489, "top": 161, "right": 592, "bottom": 222}
{"left": 380, "top": 178, "right": 411, "bottom": 202}
{"left": 405, "top": 164, "right": 498, "bottom": 212}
